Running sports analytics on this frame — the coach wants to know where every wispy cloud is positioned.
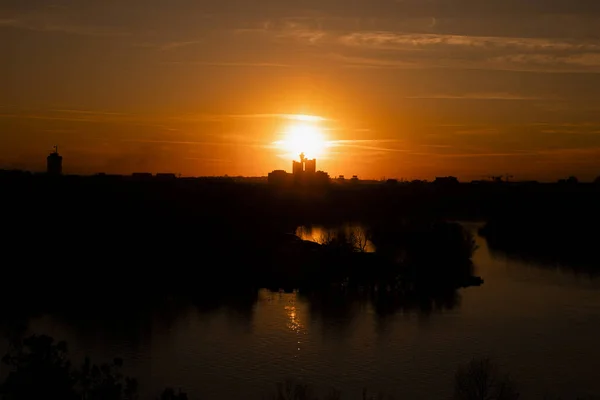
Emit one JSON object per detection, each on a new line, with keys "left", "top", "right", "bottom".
{"left": 235, "top": 113, "right": 327, "bottom": 121}
{"left": 202, "top": 113, "right": 326, "bottom": 121}
{"left": 405, "top": 148, "right": 539, "bottom": 158}
{"left": 184, "top": 157, "right": 232, "bottom": 163}
{"left": 433, "top": 152, "right": 537, "bottom": 158}
{"left": 328, "top": 139, "right": 407, "bottom": 152}
{"left": 0, "top": 109, "right": 178, "bottom": 131}
{"left": 405, "top": 93, "right": 550, "bottom": 101}
{"left": 40, "top": 129, "right": 78, "bottom": 136}
{"left": 532, "top": 146, "right": 600, "bottom": 157}
{"left": 264, "top": 23, "right": 600, "bottom": 53}
{"left": 0, "top": 113, "right": 115, "bottom": 123}
{"left": 50, "top": 109, "right": 128, "bottom": 116}
{"left": 275, "top": 21, "right": 327, "bottom": 44}
{"left": 157, "top": 40, "right": 203, "bottom": 51}
{"left": 169, "top": 113, "right": 328, "bottom": 122}
{"left": 540, "top": 129, "right": 589, "bottom": 135}
{"left": 1, "top": 109, "right": 128, "bottom": 122}
{"left": 452, "top": 128, "right": 501, "bottom": 135}
{"left": 528, "top": 122, "right": 600, "bottom": 128}
{"left": 330, "top": 139, "right": 404, "bottom": 144}
{"left": 490, "top": 53, "right": 600, "bottom": 68}
{"left": 324, "top": 53, "right": 419, "bottom": 69}
{"left": 332, "top": 144, "right": 407, "bottom": 152}
{"left": 0, "top": 19, "right": 18, "bottom": 26}
{"left": 163, "top": 61, "right": 291, "bottom": 68}
{"left": 246, "top": 23, "right": 600, "bottom": 73}
{"left": 420, "top": 144, "right": 455, "bottom": 149}
{"left": 0, "top": 14, "right": 128, "bottom": 37}
{"left": 338, "top": 32, "right": 600, "bottom": 52}
{"left": 122, "top": 139, "right": 260, "bottom": 147}
{"left": 325, "top": 52, "right": 600, "bottom": 73}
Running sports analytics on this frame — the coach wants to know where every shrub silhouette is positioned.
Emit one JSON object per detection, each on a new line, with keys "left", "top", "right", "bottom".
{"left": 270, "top": 380, "right": 315, "bottom": 400}
{"left": 0, "top": 335, "right": 186, "bottom": 400}
{"left": 269, "top": 380, "right": 348, "bottom": 400}
{"left": 157, "top": 388, "right": 188, "bottom": 400}
{"left": 1, "top": 335, "right": 76, "bottom": 400}
{"left": 453, "top": 358, "right": 519, "bottom": 400}
{"left": 1, "top": 337, "right": 534, "bottom": 400}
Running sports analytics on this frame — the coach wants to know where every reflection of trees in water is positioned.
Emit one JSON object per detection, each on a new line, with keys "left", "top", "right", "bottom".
{"left": 47, "top": 298, "right": 193, "bottom": 353}
{"left": 301, "top": 291, "right": 361, "bottom": 336}
{"left": 481, "top": 220, "right": 600, "bottom": 278}
{"left": 5, "top": 292, "right": 259, "bottom": 361}
{"left": 370, "top": 287, "right": 460, "bottom": 318}
{"left": 0, "top": 290, "right": 260, "bottom": 368}
{"left": 52, "top": 290, "right": 260, "bottom": 348}
{"left": 299, "top": 285, "right": 463, "bottom": 336}
{"left": 191, "top": 288, "right": 259, "bottom": 329}
{"left": 488, "top": 244, "right": 600, "bottom": 279}
{"left": 371, "top": 286, "right": 462, "bottom": 332}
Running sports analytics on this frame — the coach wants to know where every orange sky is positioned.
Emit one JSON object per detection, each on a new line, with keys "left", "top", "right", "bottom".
{"left": 4, "top": 1, "right": 600, "bottom": 181}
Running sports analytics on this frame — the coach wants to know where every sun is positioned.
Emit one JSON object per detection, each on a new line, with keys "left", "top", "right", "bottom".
{"left": 278, "top": 122, "right": 327, "bottom": 159}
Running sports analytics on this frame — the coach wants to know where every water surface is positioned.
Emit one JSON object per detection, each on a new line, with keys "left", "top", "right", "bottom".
{"left": 5, "top": 224, "right": 600, "bottom": 399}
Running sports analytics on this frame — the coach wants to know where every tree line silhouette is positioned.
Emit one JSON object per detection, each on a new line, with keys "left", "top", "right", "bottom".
{"left": 0, "top": 171, "right": 485, "bottom": 314}
{"left": 1, "top": 170, "right": 598, "bottom": 319}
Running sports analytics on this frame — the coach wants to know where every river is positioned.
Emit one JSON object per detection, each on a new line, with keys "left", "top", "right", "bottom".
{"left": 5, "top": 223, "right": 600, "bottom": 399}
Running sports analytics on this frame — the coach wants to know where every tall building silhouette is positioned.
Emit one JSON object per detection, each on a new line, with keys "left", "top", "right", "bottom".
{"left": 293, "top": 160, "right": 304, "bottom": 175}
{"left": 47, "top": 146, "right": 63, "bottom": 175}
{"left": 292, "top": 153, "right": 317, "bottom": 176}
{"left": 268, "top": 153, "right": 327, "bottom": 185}
{"left": 304, "top": 159, "right": 316, "bottom": 174}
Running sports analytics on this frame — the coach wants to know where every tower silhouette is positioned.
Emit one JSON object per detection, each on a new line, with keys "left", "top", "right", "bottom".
{"left": 47, "top": 146, "right": 63, "bottom": 175}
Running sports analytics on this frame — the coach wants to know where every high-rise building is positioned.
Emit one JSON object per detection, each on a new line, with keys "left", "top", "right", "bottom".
{"left": 47, "top": 146, "right": 63, "bottom": 175}
{"left": 293, "top": 160, "right": 304, "bottom": 175}
{"left": 279, "top": 153, "right": 326, "bottom": 185}
{"left": 292, "top": 153, "right": 317, "bottom": 176}
{"left": 304, "top": 159, "right": 316, "bottom": 174}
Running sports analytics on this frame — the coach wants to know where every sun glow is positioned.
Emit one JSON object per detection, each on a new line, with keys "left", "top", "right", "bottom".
{"left": 277, "top": 120, "right": 327, "bottom": 159}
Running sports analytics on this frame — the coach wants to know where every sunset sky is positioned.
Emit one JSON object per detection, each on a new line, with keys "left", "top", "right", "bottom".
{"left": 3, "top": 0, "right": 600, "bottom": 180}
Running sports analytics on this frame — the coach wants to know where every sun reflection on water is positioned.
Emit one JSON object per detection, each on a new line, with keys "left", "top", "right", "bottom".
{"left": 284, "top": 300, "right": 307, "bottom": 355}
{"left": 259, "top": 290, "right": 309, "bottom": 357}
{"left": 285, "top": 305, "right": 303, "bottom": 334}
